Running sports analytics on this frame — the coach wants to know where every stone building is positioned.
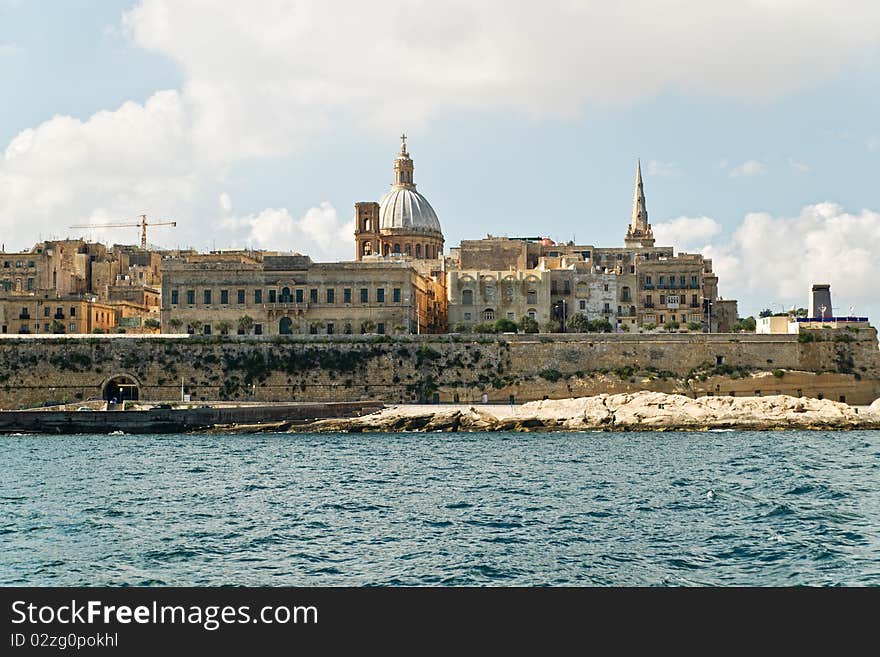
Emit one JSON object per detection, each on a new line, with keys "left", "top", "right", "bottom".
{"left": 0, "top": 297, "right": 116, "bottom": 335}
{"left": 445, "top": 161, "right": 737, "bottom": 332}
{"left": 0, "top": 239, "right": 163, "bottom": 333}
{"left": 447, "top": 269, "right": 552, "bottom": 329}
{"left": 160, "top": 251, "right": 446, "bottom": 336}
{"left": 354, "top": 135, "right": 444, "bottom": 261}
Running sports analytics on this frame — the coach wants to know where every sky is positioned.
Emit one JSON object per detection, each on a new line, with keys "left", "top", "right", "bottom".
{"left": 1, "top": 0, "right": 879, "bottom": 321}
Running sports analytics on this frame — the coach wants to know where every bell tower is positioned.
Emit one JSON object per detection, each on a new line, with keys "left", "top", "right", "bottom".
{"left": 624, "top": 159, "right": 655, "bottom": 248}
{"left": 393, "top": 133, "right": 415, "bottom": 189}
{"left": 354, "top": 201, "right": 380, "bottom": 260}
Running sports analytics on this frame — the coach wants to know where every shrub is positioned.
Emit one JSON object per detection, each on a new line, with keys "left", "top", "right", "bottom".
{"left": 143, "top": 318, "right": 161, "bottom": 330}
{"left": 452, "top": 322, "right": 470, "bottom": 333}
{"left": 797, "top": 332, "right": 815, "bottom": 343}
{"left": 566, "top": 313, "right": 592, "bottom": 333}
{"left": 472, "top": 322, "right": 496, "bottom": 334}
{"left": 663, "top": 320, "right": 680, "bottom": 332}
{"left": 518, "top": 316, "right": 539, "bottom": 334}
{"left": 641, "top": 322, "right": 656, "bottom": 331}
{"left": 686, "top": 321, "right": 702, "bottom": 332}
{"left": 494, "top": 318, "right": 518, "bottom": 333}
{"left": 538, "top": 368, "right": 563, "bottom": 382}
{"left": 772, "top": 369, "right": 785, "bottom": 378}
{"left": 589, "top": 318, "right": 613, "bottom": 333}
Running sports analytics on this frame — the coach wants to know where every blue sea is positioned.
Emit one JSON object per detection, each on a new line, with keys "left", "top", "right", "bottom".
{"left": 2, "top": 430, "right": 879, "bottom": 586}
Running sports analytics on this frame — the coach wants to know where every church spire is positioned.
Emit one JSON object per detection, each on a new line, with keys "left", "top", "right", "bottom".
{"left": 393, "top": 132, "right": 415, "bottom": 189}
{"left": 625, "top": 159, "right": 654, "bottom": 247}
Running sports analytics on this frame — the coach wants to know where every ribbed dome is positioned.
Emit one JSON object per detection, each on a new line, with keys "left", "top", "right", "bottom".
{"left": 378, "top": 187, "right": 442, "bottom": 234}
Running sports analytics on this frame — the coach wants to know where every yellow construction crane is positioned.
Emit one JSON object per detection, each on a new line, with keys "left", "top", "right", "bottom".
{"left": 69, "top": 214, "right": 177, "bottom": 249}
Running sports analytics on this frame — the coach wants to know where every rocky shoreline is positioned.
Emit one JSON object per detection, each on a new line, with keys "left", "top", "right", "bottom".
{"left": 280, "top": 391, "right": 880, "bottom": 433}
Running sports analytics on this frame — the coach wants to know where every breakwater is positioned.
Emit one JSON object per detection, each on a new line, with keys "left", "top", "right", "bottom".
{"left": 0, "top": 328, "right": 878, "bottom": 408}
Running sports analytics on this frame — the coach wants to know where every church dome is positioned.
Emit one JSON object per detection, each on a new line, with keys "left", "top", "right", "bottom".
{"left": 378, "top": 187, "right": 442, "bottom": 234}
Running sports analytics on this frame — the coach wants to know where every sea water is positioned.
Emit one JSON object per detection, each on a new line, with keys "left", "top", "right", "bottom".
{"left": 2, "top": 430, "right": 879, "bottom": 586}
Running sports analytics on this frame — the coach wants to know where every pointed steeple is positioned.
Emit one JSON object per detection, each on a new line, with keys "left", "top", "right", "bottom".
{"left": 625, "top": 159, "right": 654, "bottom": 247}
{"left": 393, "top": 133, "right": 415, "bottom": 189}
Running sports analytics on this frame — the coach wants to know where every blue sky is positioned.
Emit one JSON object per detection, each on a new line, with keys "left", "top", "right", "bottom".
{"left": 1, "top": 1, "right": 879, "bottom": 319}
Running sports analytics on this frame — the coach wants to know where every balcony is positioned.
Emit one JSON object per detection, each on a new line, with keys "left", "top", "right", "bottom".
{"left": 19, "top": 312, "right": 30, "bottom": 320}
{"left": 54, "top": 312, "right": 65, "bottom": 320}
{"left": 643, "top": 284, "right": 654, "bottom": 290}
{"left": 643, "top": 302, "right": 655, "bottom": 309}
{"left": 689, "top": 303, "right": 701, "bottom": 308}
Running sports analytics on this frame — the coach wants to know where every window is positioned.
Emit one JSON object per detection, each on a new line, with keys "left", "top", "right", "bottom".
{"left": 646, "top": 294, "right": 653, "bottom": 305}
{"left": 582, "top": 251, "right": 591, "bottom": 260}
{"left": 527, "top": 289, "right": 537, "bottom": 304}
{"left": 238, "top": 289, "right": 245, "bottom": 304}
{"left": 326, "top": 288, "right": 335, "bottom": 304}
{"left": 462, "top": 289, "right": 474, "bottom": 305}
{"left": 254, "top": 324, "right": 263, "bottom": 335}
{"left": 204, "top": 289, "right": 212, "bottom": 304}
{"left": 26, "top": 278, "right": 34, "bottom": 290}
{"left": 415, "top": 244, "right": 422, "bottom": 258}
{"left": 603, "top": 284, "right": 609, "bottom": 292}
{"left": 327, "top": 323, "right": 334, "bottom": 335}
{"left": 660, "top": 295, "right": 666, "bottom": 304}
{"left": 482, "top": 308, "right": 495, "bottom": 321}
{"left": 309, "top": 323, "right": 318, "bottom": 334}
{"left": 268, "top": 290, "right": 277, "bottom": 303}
{"left": 360, "top": 288, "right": 368, "bottom": 303}
{"left": 621, "top": 286, "right": 631, "bottom": 301}
{"left": 171, "top": 290, "right": 179, "bottom": 305}
{"left": 294, "top": 289, "right": 303, "bottom": 303}
{"left": 254, "top": 289, "right": 263, "bottom": 304}
{"left": 393, "top": 288, "right": 401, "bottom": 303}
{"left": 376, "top": 288, "right": 385, "bottom": 303}
{"left": 343, "top": 288, "right": 352, "bottom": 304}
{"left": 659, "top": 276, "right": 665, "bottom": 286}
{"left": 680, "top": 276, "right": 686, "bottom": 287}
{"left": 220, "top": 290, "right": 229, "bottom": 304}
{"left": 70, "top": 307, "right": 76, "bottom": 317}
{"left": 377, "top": 322, "right": 385, "bottom": 334}
{"left": 203, "top": 324, "right": 212, "bottom": 335}
{"left": 563, "top": 281, "right": 570, "bottom": 295}
{"left": 507, "top": 312, "right": 514, "bottom": 320}
{"left": 528, "top": 309, "right": 536, "bottom": 320}
{"left": 646, "top": 275, "right": 652, "bottom": 285}
{"left": 393, "top": 243, "right": 401, "bottom": 254}
{"left": 344, "top": 323, "right": 352, "bottom": 335}
{"left": 186, "top": 290, "right": 195, "bottom": 305}
{"left": 43, "top": 307, "right": 49, "bottom": 317}
{"left": 69, "top": 323, "right": 76, "bottom": 333}
{"left": 603, "top": 302, "right": 611, "bottom": 312}
{"left": 309, "top": 288, "right": 318, "bottom": 303}
{"left": 692, "top": 294, "right": 698, "bottom": 306}
{"left": 579, "top": 300, "right": 586, "bottom": 310}
{"left": 659, "top": 315, "right": 666, "bottom": 323}
{"left": 690, "top": 275, "right": 698, "bottom": 287}
{"left": 630, "top": 265, "right": 635, "bottom": 274}
{"left": 617, "top": 253, "right": 622, "bottom": 260}
{"left": 464, "top": 312, "right": 472, "bottom": 321}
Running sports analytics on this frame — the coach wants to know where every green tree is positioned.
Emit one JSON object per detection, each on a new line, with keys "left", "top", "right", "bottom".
{"left": 216, "top": 320, "right": 233, "bottom": 335}
{"left": 759, "top": 308, "right": 773, "bottom": 318}
{"left": 663, "top": 320, "right": 680, "bottom": 332}
{"left": 589, "top": 318, "right": 613, "bottom": 333}
{"left": 493, "top": 318, "right": 518, "bottom": 333}
{"left": 641, "top": 322, "right": 656, "bottom": 331}
{"left": 686, "top": 321, "right": 702, "bottom": 332}
{"left": 50, "top": 319, "right": 65, "bottom": 334}
{"left": 566, "top": 313, "right": 591, "bottom": 333}
{"left": 732, "top": 316, "right": 757, "bottom": 332}
{"left": 518, "top": 316, "right": 539, "bottom": 334}
{"left": 237, "top": 315, "right": 254, "bottom": 334}
{"left": 472, "top": 322, "right": 496, "bottom": 334}
{"left": 143, "top": 318, "right": 161, "bottom": 330}
{"left": 360, "top": 320, "right": 376, "bottom": 334}
{"left": 452, "top": 322, "right": 471, "bottom": 333}
{"left": 168, "top": 317, "right": 184, "bottom": 333}
{"left": 619, "top": 322, "right": 631, "bottom": 332}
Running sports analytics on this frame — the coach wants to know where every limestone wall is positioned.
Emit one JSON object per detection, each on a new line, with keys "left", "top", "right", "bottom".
{"left": 0, "top": 327, "right": 878, "bottom": 409}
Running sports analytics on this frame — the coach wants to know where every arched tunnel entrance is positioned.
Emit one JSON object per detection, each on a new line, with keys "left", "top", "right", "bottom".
{"left": 103, "top": 375, "right": 140, "bottom": 403}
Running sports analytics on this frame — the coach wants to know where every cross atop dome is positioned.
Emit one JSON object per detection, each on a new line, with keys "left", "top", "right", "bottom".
{"left": 400, "top": 133, "right": 408, "bottom": 156}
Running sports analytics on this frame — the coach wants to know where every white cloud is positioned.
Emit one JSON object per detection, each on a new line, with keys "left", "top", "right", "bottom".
{"left": 0, "top": 42, "right": 19, "bottom": 55}
{"left": 3, "top": 1, "right": 880, "bottom": 254}
{"left": 867, "top": 136, "right": 880, "bottom": 152}
{"left": 220, "top": 201, "right": 355, "bottom": 262}
{"left": 646, "top": 160, "right": 682, "bottom": 178}
{"left": 653, "top": 216, "right": 721, "bottom": 251}
{"left": 730, "top": 160, "right": 767, "bottom": 177}
{"left": 788, "top": 157, "right": 810, "bottom": 172}
{"left": 668, "top": 204, "right": 880, "bottom": 319}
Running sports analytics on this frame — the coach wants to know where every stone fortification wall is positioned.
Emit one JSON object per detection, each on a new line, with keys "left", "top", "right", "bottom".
{"left": 0, "top": 327, "right": 877, "bottom": 409}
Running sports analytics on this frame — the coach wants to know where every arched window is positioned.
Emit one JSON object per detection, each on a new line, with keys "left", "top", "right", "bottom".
{"left": 279, "top": 317, "right": 293, "bottom": 335}
{"left": 621, "top": 286, "right": 631, "bottom": 302}
{"left": 383, "top": 243, "right": 390, "bottom": 256}
{"left": 482, "top": 308, "right": 495, "bottom": 321}
{"left": 528, "top": 309, "right": 537, "bottom": 319}
{"left": 280, "top": 287, "right": 292, "bottom": 303}
{"left": 415, "top": 244, "right": 422, "bottom": 258}
{"left": 462, "top": 289, "right": 474, "bottom": 305}
{"left": 364, "top": 218, "right": 371, "bottom": 231}
{"left": 393, "top": 243, "right": 401, "bottom": 254}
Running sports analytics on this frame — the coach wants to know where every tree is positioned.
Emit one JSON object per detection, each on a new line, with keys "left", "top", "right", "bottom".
{"left": 566, "top": 313, "right": 592, "bottom": 333}
{"left": 493, "top": 318, "right": 518, "bottom": 333}
{"left": 168, "top": 317, "right": 184, "bottom": 333}
{"left": 795, "top": 307, "right": 808, "bottom": 317}
{"left": 186, "top": 321, "right": 202, "bottom": 335}
{"left": 589, "top": 318, "right": 613, "bottom": 333}
{"left": 686, "top": 321, "right": 702, "bottom": 332}
{"left": 143, "top": 318, "right": 161, "bottom": 330}
{"left": 518, "top": 316, "right": 539, "bottom": 334}
{"left": 452, "top": 322, "right": 471, "bottom": 333}
{"left": 216, "top": 320, "right": 233, "bottom": 335}
{"left": 50, "top": 319, "right": 65, "bottom": 334}
{"left": 361, "top": 320, "right": 376, "bottom": 334}
{"left": 472, "top": 322, "right": 496, "bottom": 334}
{"left": 732, "top": 316, "right": 756, "bottom": 332}
{"left": 237, "top": 315, "right": 254, "bottom": 334}
{"left": 92, "top": 327, "right": 106, "bottom": 334}
{"left": 619, "top": 322, "right": 631, "bottom": 332}
{"left": 543, "top": 320, "right": 561, "bottom": 333}
{"left": 663, "top": 320, "right": 680, "bottom": 332}
{"left": 641, "top": 322, "right": 656, "bottom": 331}
{"left": 759, "top": 308, "right": 773, "bottom": 318}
